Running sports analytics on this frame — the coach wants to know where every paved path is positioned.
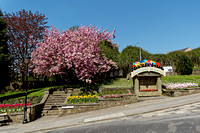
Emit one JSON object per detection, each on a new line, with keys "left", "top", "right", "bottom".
{"left": 1, "top": 93, "right": 200, "bottom": 133}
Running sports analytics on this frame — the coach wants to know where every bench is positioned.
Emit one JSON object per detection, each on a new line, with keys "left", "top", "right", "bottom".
{"left": 0, "top": 113, "right": 11, "bottom": 125}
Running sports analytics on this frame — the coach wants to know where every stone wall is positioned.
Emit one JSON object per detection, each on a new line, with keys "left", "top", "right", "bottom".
{"left": 58, "top": 94, "right": 137, "bottom": 117}
{"left": 28, "top": 103, "right": 44, "bottom": 121}
{"left": 7, "top": 112, "right": 24, "bottom": 123}
{"left": 100, "top": 88, "right": 132, "bottom": 93}
{"left": 6, "top": 88, "right": 52, "bottom": 123}
{"left": 192, "top": 70, "right": 200, "bottom": 75}
{"left": 163, "top": 87, "right": 200, "bottom": 97}
{"left": 5, "top": 103, "right": 44, "bottom": 123}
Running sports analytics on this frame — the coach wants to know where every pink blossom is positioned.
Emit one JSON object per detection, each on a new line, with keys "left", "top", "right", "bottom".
{"left": 31, "top": 25, "right": 118, "bottom": 83}
{"left": 164, "top": 83, "right": 198, "bottom": 90}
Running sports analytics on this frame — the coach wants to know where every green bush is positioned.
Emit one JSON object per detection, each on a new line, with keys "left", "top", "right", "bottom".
{"left": 175, "top": 54, "right": 194, "bottom": 75}
{"left": 119, "top": 46, "right": 151, "bottom": 77}
{"left": 0, "top": 96, "right": 43, "bottom": 105}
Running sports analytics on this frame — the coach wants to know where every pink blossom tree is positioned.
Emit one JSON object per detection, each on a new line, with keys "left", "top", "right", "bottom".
{"left": 30, "top": 25, "right": 118, "bottom": 84}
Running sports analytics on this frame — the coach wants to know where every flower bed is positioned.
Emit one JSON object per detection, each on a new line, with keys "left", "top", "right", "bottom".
{"left": 99, "top": 90, "right": 132, "bottom": 99}
{"left": 100, "top": 90, "right": 130, "bottom": 95}
{"left": 102, "top": 94, "right": 121, "bottom": 98}
{"left": 164, "top": 83, "right": 198, "bottom": 90}
{"left": 0, "top": 103, "right": 32, "bottom": 113}
{"left": 67, "top": 95, "right": 98, "bottom": 104}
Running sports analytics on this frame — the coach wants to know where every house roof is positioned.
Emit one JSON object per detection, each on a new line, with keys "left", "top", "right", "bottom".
{"left": 174, "top": 47, "right": 192, "bottom": 52}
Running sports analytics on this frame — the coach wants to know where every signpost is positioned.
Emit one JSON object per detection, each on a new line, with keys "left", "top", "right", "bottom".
{"left": 163, "top": 66, "right": 173, "bottom": 72}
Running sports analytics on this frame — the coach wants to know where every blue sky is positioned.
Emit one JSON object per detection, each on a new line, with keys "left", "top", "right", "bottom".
{"left": 1, "top": 0, "right": 200, "bottom": 54}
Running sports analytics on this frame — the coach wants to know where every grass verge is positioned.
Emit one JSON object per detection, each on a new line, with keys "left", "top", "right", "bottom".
{"left": 162, "top": 75, "right": 200, "bottom": 86}
{"left": 99, "top": 78, "right": 133, "bottom": 88}
{"left": 0, "top": 85, "right": 65, "bottom": 102}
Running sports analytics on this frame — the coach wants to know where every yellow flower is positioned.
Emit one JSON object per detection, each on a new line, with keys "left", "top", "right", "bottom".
{"left": 70, "top": 96, "right": 75, "bottom": 99}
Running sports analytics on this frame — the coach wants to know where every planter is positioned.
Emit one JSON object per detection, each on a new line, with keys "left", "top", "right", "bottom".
{"left": 59, "top": 94, "right": 137, "bottom": 116}
{"left": 163, "top": 87, "right": 200, "bottom": 97}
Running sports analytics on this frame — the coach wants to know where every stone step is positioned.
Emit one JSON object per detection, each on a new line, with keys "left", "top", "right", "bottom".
{"left": 47, "top": 98, "right": 66, "bottom": 101}
{"left": 51, "top": 93, "right": 67, "bottom": 95}
{"left": 45, "top": 102, "right": 65, "bottom": 104}
{"left": 48, "top": 96, "right": 66, "bottom": 98}
{"left": 42, "top": 108, "right": 58, "bottom": 112}
{"left": 41, "top": 92, "right": 69, "bottom": 116}
{"left": 43, "top": 106, "right": 63, "bottom": 109}
{"left": 42, "top": 112, "right": 58, "bottom": 116}
{"left": 47, "top": 97, "right": 66, "bottom": 100}
{"left": 53, "top": 91, "right": 65, "bottom": 93}
{"left": 44, "top": 104, "right": 62, "bottom": 107}
{"left": 52, "top": 92, "right": 67, "bottom": 94}
{"left": 42, "top": 113, "right": 58, "bottom": 116}
{"left": 46, "top": 98, "right": 66, "bottom": 101}
{"left": 46, "top": 101, "right": 65, "bottom": 103}
{"left": 49, "top": 95, "right": 67, "bottom": 97}
{"left": 53, "top": 92, "right": 67, "bottom": 94}
{"left": 42, "top": 110, "right": 59, "bottom": 116}
{"left": 43, "top": 107, "right": 58, "bottom": 111}
{"left": 43, "top": 104, "right": 62, "bottom": 108}
{"left": 51, "top": 95, "right": 67, "bottom": 98}
{"left": 52, "top": 95, "right": 67, "bottom": 97}
{"left": 45, "top": 101, "right": 65, "bottom": 104}
{"left": 52, "top": 93, "right": 67, "bottom": 95}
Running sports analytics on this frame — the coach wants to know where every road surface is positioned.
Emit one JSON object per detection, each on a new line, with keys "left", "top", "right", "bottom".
{"left": 45, "top": 102, "right": 200, "bottom": 133}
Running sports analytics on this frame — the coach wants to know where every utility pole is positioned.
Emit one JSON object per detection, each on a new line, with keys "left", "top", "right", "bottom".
{"left": 140, "top": 44, "right": 141, "bottom": 61}
{"left": 136, "top": 42, "right": 142, "bottom": 61}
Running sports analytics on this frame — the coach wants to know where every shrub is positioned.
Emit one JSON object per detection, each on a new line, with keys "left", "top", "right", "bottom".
{"left": 175, "top": 54, "right": 194, "bottom": 75}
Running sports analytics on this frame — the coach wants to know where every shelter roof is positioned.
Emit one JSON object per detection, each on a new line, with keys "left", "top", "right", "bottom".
{"left": 131, "top": 67, "right": 166, "bottom": 78}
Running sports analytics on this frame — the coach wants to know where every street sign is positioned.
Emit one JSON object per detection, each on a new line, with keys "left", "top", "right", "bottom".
{"left": 163, "top": 66, "right": 173, "bottom": 72}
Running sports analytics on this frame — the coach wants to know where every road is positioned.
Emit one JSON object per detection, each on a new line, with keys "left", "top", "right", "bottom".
{"left": 45, "top": 102, "right": 200, "bottom": 133}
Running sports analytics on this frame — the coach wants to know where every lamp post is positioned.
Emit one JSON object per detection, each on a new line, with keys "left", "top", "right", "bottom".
{"left": 23, "top": 56, "right": 31, "bottom": 124}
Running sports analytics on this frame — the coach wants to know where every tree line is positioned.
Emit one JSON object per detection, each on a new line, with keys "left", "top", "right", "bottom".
{"left": 118, "top": 46, "right": 200, "bottom": 77}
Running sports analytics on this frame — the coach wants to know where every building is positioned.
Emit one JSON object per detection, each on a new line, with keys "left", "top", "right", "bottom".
{"left": 174, "top": 47, "right": 192, "bottom": 52}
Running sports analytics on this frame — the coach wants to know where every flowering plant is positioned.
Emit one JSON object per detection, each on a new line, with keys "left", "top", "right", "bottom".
{"left": 164, "top": 83, "right": 198, "bottom": 90}
{"left": 0, "top": 103, "right": 32, "bottom": 113}
{"left": 31, "top": 25, "right": 118, "bottom": 84}
{"left": 102, "top": 94, "right": 121, "bottom": 98}
{"left": 100, "top": 90, "right": 132, "bottom": 99}
{"left": 67, "top": 95, "right": 98, "bottom": 104}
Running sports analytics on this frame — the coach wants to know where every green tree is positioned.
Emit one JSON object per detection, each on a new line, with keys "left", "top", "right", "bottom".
{"left": 175, "top": 54, "right": 194, "bottom": 75}
{"left": 168, "top": 51, "right": 186, "bottom": 64}
{"left": 150, "top": 54, "right": 172, "bottom": 66}
{"left": 98, "top": 40, "right": 120, "bottom": 63}
{"left": 0, "top": 10, "right": 10, "bottom": 92}
{"left": 119, "top": 45, "right": 151, "bottom": 77}
{"left": 187, "top": 47, "right": 200, "bottom": 68}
